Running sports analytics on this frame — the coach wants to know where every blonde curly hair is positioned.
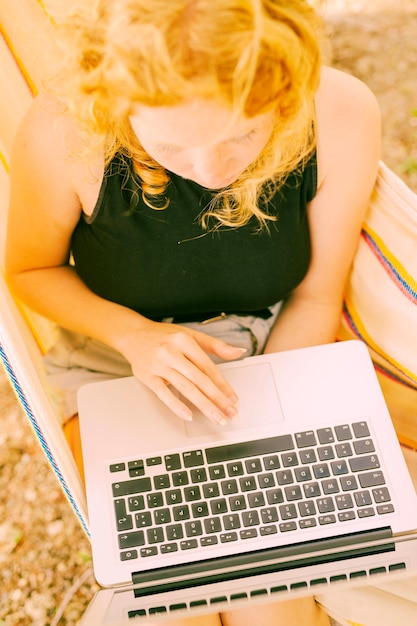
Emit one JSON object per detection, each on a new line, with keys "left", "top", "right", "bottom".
{"left": 58, "top": 0, "right": 325, "bottom": 228}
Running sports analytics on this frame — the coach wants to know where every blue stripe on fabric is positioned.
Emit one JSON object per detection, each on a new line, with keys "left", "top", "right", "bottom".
{"left": 362, "top": 229, "right": 417, "bottom": 302}
{"left": 0, "top": 343, "right": 90, "bottom": 538}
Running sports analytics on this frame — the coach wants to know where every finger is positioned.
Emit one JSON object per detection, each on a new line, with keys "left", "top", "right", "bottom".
{"left": 151, "top": 377, "right": 194, "bottom": 422}
{"left": 191, "top": 330, "right": 248, "bottom": 362}
{"left": 164, "top": 365, "right": 238, "bottom": 426}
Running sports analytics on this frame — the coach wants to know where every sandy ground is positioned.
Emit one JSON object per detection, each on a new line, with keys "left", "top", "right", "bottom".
{"left": 1, "top": 3, "right": 417, "bottom": 625}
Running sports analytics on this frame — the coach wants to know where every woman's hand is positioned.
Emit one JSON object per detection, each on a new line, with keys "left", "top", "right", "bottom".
{"left": 118, "top": 319, "right": 245, "bottom": 425}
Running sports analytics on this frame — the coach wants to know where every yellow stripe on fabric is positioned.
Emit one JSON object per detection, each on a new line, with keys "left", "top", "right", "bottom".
{"left": 35, "top": 0, "right": 56, "bottom": 27}
{"left": 0, "top": 23, "right": 37, "bottom": 96}
{"left": 344, "top": 293, "right": 417, "bottom": 385}
{"left": 0, "top": 151, "right": 9, "bottom": 174}
{"left": 363, "top": 223, "right": 417, "bottom": 296}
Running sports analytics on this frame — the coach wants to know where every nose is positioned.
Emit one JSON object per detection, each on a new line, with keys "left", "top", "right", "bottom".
{"left": 191, "top": 147, "right": 233, "bottom": 188}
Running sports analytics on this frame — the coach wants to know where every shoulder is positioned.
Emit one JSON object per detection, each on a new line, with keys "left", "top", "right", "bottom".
{"left": 314, "top": 67, "right": 381, "bottom": 187}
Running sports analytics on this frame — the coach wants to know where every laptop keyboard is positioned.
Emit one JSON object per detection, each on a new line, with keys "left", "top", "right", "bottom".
{"left": 109, "top": 421, "right": 394, "bottom": 562}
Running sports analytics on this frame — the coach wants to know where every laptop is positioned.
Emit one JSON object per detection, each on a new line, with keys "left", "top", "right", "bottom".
{"left": 77, "top": 340, "right": 417, "bottom": 625}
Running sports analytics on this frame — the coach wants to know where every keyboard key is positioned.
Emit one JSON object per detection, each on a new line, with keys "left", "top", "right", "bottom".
{"left": 135, "top": 512, "right": 152, "bottom": 527}
{"left": 377, "top": 504, "right": 394, "bottom": 515}
{"left": 184, "top": 486, "right": 201, "bottom": 501}
{"left": 349, "top": 455, "right": 380, "bottom": 472}
{"left": 172, "top": 505, "right": 190, "bottom": 521}
{"left": 192, "top": 502, "right": 209, "bottom": 517}
{"left": 110, "top": 462, "right": 125, "bottom": 473}
{"left": 353, "top": 439, "right": 375, "bottom": 454}
{"left": 166, "top": 524, "right": 184, "bottom": 540}
{"left": 299, "top": 518, "right": 317, "bottom": 529}
{"left": 121, "top": 549, "right": 138, "bottom": 561}
{"left": 295, "top": 431, "right": 317, "bottom": 448}
{"left": 279, "top": 521, "right": 297, "bottom": 532}
{"left": 354, "top": 490, "right": 372, "bottom": 507}
{"left": 339, "top": 476, "right": 358, "bottom": 491}
{"left": 303, "top": 482, "right": 321, "bottom": 497}
{"left": 220, "top": 532, "right": 238, "bottom": 543}
{"left": 261, "top": 507, "right": 278, "bottom": 523}
{"left": 154, "top": 509, "right": 171, "bottom": 524}
{"left": 221, "top": 479, "right": 238, "bottom": 495}
{"left": 147, "top": 527, "right": 165, "bottom": 543}
{"left": 128, "top": 459, "right": 145, "bottom": 477}
{"left": 279, "top": 504, "right": 297, "bottom": 520}
{"left": 358, "top": 507, "right": 375, "bottom": 518}
{"left": 317, "top": 428, "right": 335, "bottom": 444}
{"left": 190, "top": 467, "right": 207, "bottom": 483}
{"left": 335, "top": 443, "right": 353, "bottom": 458}
{"left": 209, "top": 465, "right": 226, "bottom": 480}
{"left": 372, "top": 487, "right": 391, "bottom": 503}
{"left": 211, "top": 498, "right": 228, "bottom": 514}
{"left": 165, "top": 454, "right": 181, "bottom": 471}
{"left": 240, "top": 476, "right": 257, "bottom": 491}
{"left": 358, "top": 471, "right": 385, "bottom": 488}
{"left": 299, "top": 449, "right": 317, "bottom": 464}
{"left": 318, "top": 446, "right": 335, "bottom": 461}
{"left": 245, "top": 458, "right": 262, "bottom": 473}
{"left": 298, "top": 501, "right": 317, "bottom": 517}
{"left": 247, "top": 492, "right": 265, "bottom": 507}
{"left": 229, "top": 495, "right": 246, "bottom": 511}
{"left": 295, "top": 467, "right": 312, "bottom": 482}
{"left": 227, "top": 461, "right": 244, "bottom": 476}
{"left": 335, "top": 494, "right": 354, "bottom": 510}
{"left": 203, "top": 483, "right": 220, "bottom": 498}
{"left": 147, "top": 493, "right": 164, "bottom": 508}
{"left": 266, "top": 488, "right": 284, "bottom": 504}
{"left": 282, "top": 452, "right": 298, "bottom": 467}
{"left": 277, "top": 470, "right": 294, "bottom": 485}
{"left": 335, "top": 425, "right": 352, "bottom": 441}
{"left": 331, "top": 460, "right": 349, "bottom": 475}
{"left": 241, "top": 529, "right": 258, "bottom": 540}
{"left": 322, "top": 479, "right": 339, "bottom": 495}
{"left": 118, "top": 530, "right": 145, "bottom": 549}
{"left": 223, "top": 514, "right": 241, "bottom": 530}
{"left": 128, "top": 496, "right": 145, "bottom": 511}
{"left": 260, "top": 524, "right": 278, "bottom": 535}
{"left": 317, "top": 498, "right": 335, "bottom": 513}
{"left": 319, "top": 514, "right": 336, "bottom": 525}
{"left": 204, "top": 518, "right": 222, "bottom": 534}
{"left": 338, "top": 511, "right": 355, "bottom": 522}
{"left": 165, "top": 489, "right": 182, "bottom": 505}
{"left": 154, "top": 474, "right": 170, "bottom": 489}
{"left": 172, "top": 471, "right": 189, "bottom": 486}
{"left": 352, "top": 421, "right": 370, "bottom": 438}
{"left": 183, "top": 450, "right": 204, "bottom": 467}
{"left": 140, "top": 546, "right": 158, "bottom": 557}
{"left": 258, "top": 473, "right": 275, "bottom": 489}
{"left": 112, "top": 477, "right": 151, "bottom": 497}
{"left": 285, "top": 485, "right": 302, "bottom": 501}
{"left": 185, "top": 521, "right": 203, "bottom": 537}
{"left": 313, "top": 463, "right": 330, "bottom": 479}
{"left": 181, "top": 539, "right": 198, "bottom": 550}
{"left": 264, "top": 455, "right": 280, "bottom": 470}
{"left": 146, "top": 456, "right": 162, "bottom": 466}
{"left": 206, "top": 436, "right": 294, "bottom": 464}
{"left": 242, "top": 511, "right": 260, "bottom": 526}
{"left": 161, "top": 543, "right": 178, "bottom": 554}
{"left": 201, "top": 536, "right": 219, "bottom": 546}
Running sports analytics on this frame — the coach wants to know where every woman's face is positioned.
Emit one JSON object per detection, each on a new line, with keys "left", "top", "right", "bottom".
{"left": 129, "top": 99, "right": 275, "bottom": 189}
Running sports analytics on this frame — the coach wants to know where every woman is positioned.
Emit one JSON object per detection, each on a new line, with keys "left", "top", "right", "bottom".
{"left": 6, "top": 1, "right": 380, "bottom": 624}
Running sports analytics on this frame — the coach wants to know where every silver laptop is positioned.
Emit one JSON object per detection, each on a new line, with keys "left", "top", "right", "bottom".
{"left": 77, "top": 340, "right": 417, "bottom": 625}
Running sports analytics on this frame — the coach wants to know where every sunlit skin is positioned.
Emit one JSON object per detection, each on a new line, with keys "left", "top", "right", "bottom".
{"left": 129, "top": 99, "right": 276, "bottom": 189}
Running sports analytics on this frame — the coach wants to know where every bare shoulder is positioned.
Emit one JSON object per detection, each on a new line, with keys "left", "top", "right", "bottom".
{"left": 315, "top": 67, "right": 381, "bottom": 186}
{"left": 316, "top": 66, "right": 380, "bottom": 123}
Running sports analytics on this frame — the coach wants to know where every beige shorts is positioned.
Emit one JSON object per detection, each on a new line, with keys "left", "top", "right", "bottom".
{"left": 44, "top": 302, "right": 282, "bottom": 423}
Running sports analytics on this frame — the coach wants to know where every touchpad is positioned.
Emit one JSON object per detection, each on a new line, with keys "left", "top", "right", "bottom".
{"left": 184, "top": 362, "right": 284, "bottom": 438}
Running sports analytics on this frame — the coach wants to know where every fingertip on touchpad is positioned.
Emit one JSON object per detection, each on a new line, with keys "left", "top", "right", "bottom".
{"left": 184, "top": 362, "right": 284, "bottom": 437}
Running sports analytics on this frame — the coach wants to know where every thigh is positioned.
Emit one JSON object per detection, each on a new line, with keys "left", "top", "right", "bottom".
{"left": 220, "top": 596, "right": 331, "bottom": 626}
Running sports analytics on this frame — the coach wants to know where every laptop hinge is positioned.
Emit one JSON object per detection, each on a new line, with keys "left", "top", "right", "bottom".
{"left": 131, "top": 527, "right": 393, "bottom": 596}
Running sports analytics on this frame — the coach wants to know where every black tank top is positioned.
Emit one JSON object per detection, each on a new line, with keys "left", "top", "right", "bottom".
{"left": 71, "top": 154, "right": 317, "bottom": 321}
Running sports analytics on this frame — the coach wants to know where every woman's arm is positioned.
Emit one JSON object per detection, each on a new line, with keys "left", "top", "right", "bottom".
{"left": 265, "top": 68, "right": 381, "bottom": 354}
{"left": 5, "top": 94, "right": 242, "bottom": 424}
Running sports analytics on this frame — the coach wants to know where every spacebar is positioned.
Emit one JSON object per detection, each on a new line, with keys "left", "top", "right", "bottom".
{"left": 206, "top": 435, "right": 294, "bottom": 463}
